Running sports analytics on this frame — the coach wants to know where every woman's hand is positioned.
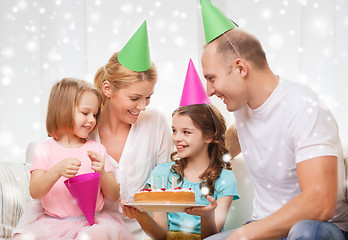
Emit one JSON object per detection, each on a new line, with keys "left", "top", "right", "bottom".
{"left": 185, "top": 195, "right": 218, "bottom": 218}
{"left": 88, "top": 151, "right": 106, "bottom": 174}
{"left": 121, "top": 200, "right": 145, "bottom": 219}
{"left": 121, "top": 200, "right": 168, "bottom": 240}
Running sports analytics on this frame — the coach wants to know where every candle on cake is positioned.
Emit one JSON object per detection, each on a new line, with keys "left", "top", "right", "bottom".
{"left": 151, "top": 174, "right": 154, "bottom": 190}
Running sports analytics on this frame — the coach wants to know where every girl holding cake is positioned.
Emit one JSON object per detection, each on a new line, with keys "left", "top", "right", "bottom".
{"left": 122, "top": 59, "right": 239, "bottom": 240}
{"left": 14, "top": 78, "right": 133, "bottom": 240}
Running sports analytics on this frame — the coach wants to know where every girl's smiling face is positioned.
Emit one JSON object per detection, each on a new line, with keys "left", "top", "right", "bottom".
{"left": 172, "top": 113, "right": 210, "bottom": 159}
{"left": 73, "top": 91, "right": 99, "bottom": 140}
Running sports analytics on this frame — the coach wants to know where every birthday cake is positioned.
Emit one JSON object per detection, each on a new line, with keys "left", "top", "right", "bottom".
{"left": 134, "top": 187, "right": 196, "bottom": 204}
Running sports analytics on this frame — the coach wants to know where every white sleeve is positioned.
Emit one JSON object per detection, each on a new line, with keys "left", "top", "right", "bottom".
{"left": 288, "top": 99, "right": 339, "bottom": 163}
{"left": 155, "top": 110, "right": 173, "bottom": 165}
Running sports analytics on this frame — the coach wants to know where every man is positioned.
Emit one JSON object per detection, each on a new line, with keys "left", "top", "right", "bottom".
{"left": 199, "top": 0, "right": 348, "bottom": 239}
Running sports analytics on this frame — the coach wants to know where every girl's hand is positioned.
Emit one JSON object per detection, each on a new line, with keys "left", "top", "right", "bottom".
{"left": 88, "top": 151, "right": 106, "bottom": 174}
{"left": 55, "top": 158, "right": 81, "bottom": 178}
{"left": 121, "top": 200, "right": 144, "bottom": 219}
{"left": 185, "top": 195, "right": 218, "bottom": 218}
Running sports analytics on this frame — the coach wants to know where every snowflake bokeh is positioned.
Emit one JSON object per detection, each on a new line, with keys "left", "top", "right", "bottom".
{"left": 200, "top": 186, "right": 210, "bottom": 196}
{"left": 76, "top": 232, "right": 91, "bottom": 240}
{"left": 0, "top": 0, "right": 346, "bottom": 165}
{"left": 20, "top": 232, "right": 37, "bottom": 240}
{"left": 222, "top": 153, "right": 232, "bottom": 163}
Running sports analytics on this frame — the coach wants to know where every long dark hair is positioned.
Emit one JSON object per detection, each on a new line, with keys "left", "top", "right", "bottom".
{"left": 170, "top": 104, "right": 231, "bottom": 196}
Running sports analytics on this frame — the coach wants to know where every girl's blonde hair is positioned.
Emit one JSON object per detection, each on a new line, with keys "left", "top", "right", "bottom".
{"left": 94, "top": 52, "right": 157, "bottom": 109}
{"left": 170, "top": 104, "right": 231, "bottom": 196}
{"left": 46, "top": 78, "right": 102, "bottom": 140}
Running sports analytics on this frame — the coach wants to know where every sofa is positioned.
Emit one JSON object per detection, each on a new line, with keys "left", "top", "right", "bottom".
{"left": 0, "top": 162, "right": 31, "bottom": 239}
{"left": 0, "top": 144, "right": 346, "bottom": 239}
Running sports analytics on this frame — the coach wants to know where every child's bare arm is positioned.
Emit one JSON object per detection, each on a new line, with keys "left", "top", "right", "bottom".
{"left": 214, "top": 196, "right": 234, "bottom": 231}
{"left": 186, "top": 195, "right": 233, "bottom": 238}
{"left": 29, "top": 158, "right": 81, "bottom": 199}
{"left": 100, "top": 171, "right": 120, "bottom": 201}
{"left": 88, "top": 151, "right": 119, "bottom": 201}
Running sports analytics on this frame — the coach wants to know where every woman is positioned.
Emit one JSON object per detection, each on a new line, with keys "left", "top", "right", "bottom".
{"left": 91, "top": 21, "right": 172, "bottom": 239}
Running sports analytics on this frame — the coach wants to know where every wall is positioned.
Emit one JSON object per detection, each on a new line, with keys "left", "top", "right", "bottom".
{"left": 0, "top": 0, "right": 347, "bottom": 163}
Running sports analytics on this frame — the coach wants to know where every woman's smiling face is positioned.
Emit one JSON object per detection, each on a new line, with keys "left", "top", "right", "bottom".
{"left": 108, "top": 80, "right": 155, "bottom": 124}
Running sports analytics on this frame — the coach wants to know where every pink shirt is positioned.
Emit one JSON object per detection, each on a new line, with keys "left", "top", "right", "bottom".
{"left": 31, "top": 138, "right": 113, "bottom": 218}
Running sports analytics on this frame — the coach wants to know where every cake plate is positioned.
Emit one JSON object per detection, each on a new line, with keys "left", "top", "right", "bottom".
{"left": 124, "top": 203, "right": 205, "bottom": 212}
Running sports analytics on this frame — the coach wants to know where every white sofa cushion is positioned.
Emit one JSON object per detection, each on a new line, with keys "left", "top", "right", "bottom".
{"left": 0, "top": 162, "right": 31, "bottom": 239}
{"left": 345, "top": 156, "right": 348, "bottom": 203}
{"left": 224, "top": 155, "right": 255, "bottom": 230}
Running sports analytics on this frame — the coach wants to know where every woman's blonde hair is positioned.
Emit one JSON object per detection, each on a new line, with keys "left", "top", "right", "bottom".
{"left": 46, "top": 78, "right": 102, "bottom": 140}
{"left": 94, "top": 52, "right": 157, "bottom": 108}
{"left": 170, "top": 104, "right": 231, "bottom": 196}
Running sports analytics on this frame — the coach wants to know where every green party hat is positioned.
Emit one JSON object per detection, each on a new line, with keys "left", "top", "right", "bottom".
{"left": 117, "top": 21, "right": 151, "bottom": 72}
{"left": 200, "top": 0, "right": 238, "bottom": 44}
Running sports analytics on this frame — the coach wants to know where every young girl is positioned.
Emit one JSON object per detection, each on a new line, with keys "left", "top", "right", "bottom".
{"left": 122, "top": 104, "right": 239, "bottom": 240}
{"left": 15, "top": 78, "right": 133, "bottom": 240}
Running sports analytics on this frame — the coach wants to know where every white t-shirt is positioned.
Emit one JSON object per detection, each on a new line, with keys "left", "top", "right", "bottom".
{"left": 234, "top": 78, "right": 348, "bottom": 231}
{"left": 91, "top": 108, "right": 173, "bottom": 238}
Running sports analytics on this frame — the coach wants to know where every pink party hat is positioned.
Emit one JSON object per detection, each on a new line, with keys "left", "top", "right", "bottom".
{"left": 179, "top": 59, "right": 211, "bottom": 106}
{"left": 64, "top": 172, "right": 100, "bottom": 226}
